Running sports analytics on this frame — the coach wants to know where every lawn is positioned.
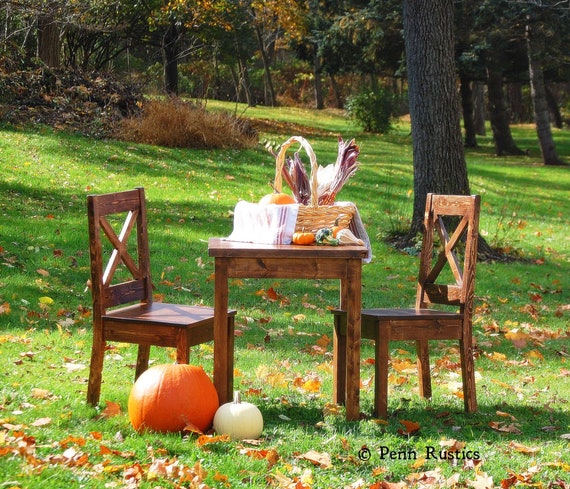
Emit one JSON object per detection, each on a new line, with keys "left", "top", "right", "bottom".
{"left": 1, "top": 105, "right": 569, "bottom": 488}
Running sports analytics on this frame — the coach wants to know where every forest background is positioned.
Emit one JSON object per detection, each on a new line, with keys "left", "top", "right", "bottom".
{"left": 3, "top": 0, "right": 570, "bottom": 241}
{"left": 2, "top": 0, "right": 570, "bottom": 141}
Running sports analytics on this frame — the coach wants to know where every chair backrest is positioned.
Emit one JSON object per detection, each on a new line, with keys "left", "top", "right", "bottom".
{"left": 416, "top": 194, "right": 480, "bottom": 312}
{"left": 87, "top": 187, "right": 152, "bottom": 316}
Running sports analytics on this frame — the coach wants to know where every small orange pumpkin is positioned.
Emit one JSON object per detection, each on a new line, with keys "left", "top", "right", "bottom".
{"left": 259, "top": 192, "right": 296, "bottom": 205}
{"left": 292, "top": 231, "right": 315, "bottom": 245}
{"left": 128, "top": 364, "right": 219, "bottom": 433}
{"left": 331, "top": 218, "right": 344, "bottom": 238}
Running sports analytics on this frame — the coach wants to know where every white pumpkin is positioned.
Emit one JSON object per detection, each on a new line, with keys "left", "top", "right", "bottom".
{"left": 213, "top": 391, "right": 263, "bottom": 440}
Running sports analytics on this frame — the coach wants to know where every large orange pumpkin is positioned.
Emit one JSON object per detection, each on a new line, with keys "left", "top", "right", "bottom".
{"left": 128, "top": 364, "right": 219, "bottom": 433}
{"left": 259, "top": 192, "right": 295, "bottom": 205}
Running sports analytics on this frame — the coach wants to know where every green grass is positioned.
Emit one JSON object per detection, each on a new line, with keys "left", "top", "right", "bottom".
{"left": 1, "top": 106, "right": 569, "bottom": 488}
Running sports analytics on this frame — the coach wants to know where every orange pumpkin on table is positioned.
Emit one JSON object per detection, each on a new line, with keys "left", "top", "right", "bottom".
{"left": 259, "top": 192, "right": 295, "bottom": 205}
{"left": 292, "top": 231, "right": 315, "bottom": 245}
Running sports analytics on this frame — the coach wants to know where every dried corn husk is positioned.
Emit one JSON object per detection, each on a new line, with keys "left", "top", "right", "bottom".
{"left": 277, "top": 136, "right": 360, "bottom": 205}
{"left": 317, "top": 137, "right": 360, "bottom": 205}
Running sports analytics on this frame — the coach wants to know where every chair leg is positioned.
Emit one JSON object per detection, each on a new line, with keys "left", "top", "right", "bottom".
{"left": 375, "top": 323, "right": 389, "bottom": 418}
{"left": 135, "top": 344, "right": 151, "bottom": 380}
{"left": 333, "top": 313, "right": 347, "bottom": 405}
{"left": 416, "top": 340, "right": 432, "bottom": 399}
{"left": 176, "top": 330, "right": 190, "bottom": 364}
{"left": 459, "top": 338, "right": 477, "bottom": 412}
{"left": 87, "top": 339, "right": 105, "bottom": 406}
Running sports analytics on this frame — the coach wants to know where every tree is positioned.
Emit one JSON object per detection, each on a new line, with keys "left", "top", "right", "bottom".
{"left": 455, "top": 0, "right": 487, "bottom": 148}
{"left": 470, "top": 0, "right": 568, "bottom": 163}
{"left": 403, "top": 0, "right": 470, "bottom": 237}
{"left": 487, "top": 63, "right": 525, "bottom": 156}
{"left": 37, "top": 1, "right": 61, "bottom": 68}
{"left": 525, "top": 8, "right": 565, "bottom": 165}
{"left": 250, "top": 4, "right": 277, "bottom": 106}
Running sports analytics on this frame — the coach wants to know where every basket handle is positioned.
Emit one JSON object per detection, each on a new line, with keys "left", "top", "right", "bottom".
{"left": 274, "top": 136, "right": 319, "bottom": 207}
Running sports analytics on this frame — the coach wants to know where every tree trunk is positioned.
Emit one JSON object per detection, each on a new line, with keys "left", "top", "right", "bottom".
{"left": 526, "top": 24, "right": 565, "bottom": 165}
{"left": 508, "top": 83, "right": 526, "bottom": 123}
{"left": 313, "top": 48, "right": 324, "bottom": 110}
{"left": 473, "top": 81, "right": 486, "bottom": 135}
{"left": 403, "top": 0, "right": 470, "bottom": 237}
{"left": 38, "top": 8, "right": 60, "bottom": 68}
{"left": 237, "top": 56, "right": 253, "bottom": 106}
{"left": 329, "top": 74, "right": 343, "bottom": 109}
{"left": 163, "top": 22, "right": 179, "bottom": 95}
{"left": 460, "top": 76, "right": 477, "bottom": 148}
{"left": 487, "top": 67, "right": 524, "bottom": 156}
{"left": 545, "top": 85, "right": 563, "bottom": 129}
{"left": 253, "top": 21, "right": 276, "bottom": 106}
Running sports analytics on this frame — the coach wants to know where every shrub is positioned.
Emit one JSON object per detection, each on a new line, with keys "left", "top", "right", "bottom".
{"left": 116, "top": 97, "right": 258, "bottom": 149}
{"left": 345, "top": 89, "right": 395, "bottom": 134}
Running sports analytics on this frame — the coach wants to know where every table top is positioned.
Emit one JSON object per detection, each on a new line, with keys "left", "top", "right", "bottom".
{"left": 208, "top": 237, "right": 369, "bottom": 259}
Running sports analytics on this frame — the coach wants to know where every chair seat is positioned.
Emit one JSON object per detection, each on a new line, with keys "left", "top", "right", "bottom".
{"left": 333, "top": 307, "right": 464, "bottom": 341}
{"left": 362, "top": 308, "right": 463, "bottom": 320}
{"left": 104, "top": 302, "right": 228, "bottom": 327}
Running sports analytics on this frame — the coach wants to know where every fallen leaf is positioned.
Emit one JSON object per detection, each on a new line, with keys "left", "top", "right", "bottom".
{"left": 99, "top": 444, "right": 135, "bottom": 458}
{"left": 496, "top": 410, "right": 517, "bottom": 420}
{"left": 398, "top": 420, "right": 421, "bottom": 436}
{"left": 64, "top": 362, "right": 86, "bottom": 372}
{"left": 504, "top": 329, "right": 530, "bottom": 348}
{"left": 196, "top": 434, "right": 230, "bottom": 447}
{"left": 468, "top": 471, "right": 494, "bottom": 489}
{"left": 508, "top": 441, "right": 540, "bottom": 455}
{"left": 297, "top": 449, "right": 332, "bottom": 468}
{"left": 31, "top": 417, "right": 52, "bottom": 427}
{"left": 489, "top": 421, "right": 522, "bottom": 434}
{"left": 31, "top": 388, "right": 51, "bottom": 399}
{"left": 60, "top": 435, "right": 86, "bottom": 447}
{"left": 241, "top": 447, "right": 279, "bottom": 468}
{"left": 98, "top": 400, "right": 121, "bottom": 418}
{"left": 301, "top": 378, "right": 321, "bottom": 393}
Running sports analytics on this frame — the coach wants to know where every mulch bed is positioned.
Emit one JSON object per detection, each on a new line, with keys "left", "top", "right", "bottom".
{"left": 0, "top": 66, "right": 142, "bottom": 137}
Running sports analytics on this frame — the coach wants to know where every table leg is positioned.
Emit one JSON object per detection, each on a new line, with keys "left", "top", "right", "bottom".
{"left": 214, "top": 257, "right": 232, "bottom": 404}
{"left": 343, "top": 259, "right": 362, "bottom": 421}
{"left": 333, "top": 313, "right": 346, "bottom": 406}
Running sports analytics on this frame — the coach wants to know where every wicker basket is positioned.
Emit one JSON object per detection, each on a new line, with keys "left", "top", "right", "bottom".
{"left": 274, "top": 136, "right": 356, "bottom": 233}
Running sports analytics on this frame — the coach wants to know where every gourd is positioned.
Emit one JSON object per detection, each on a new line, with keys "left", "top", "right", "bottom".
{"left": 336, "top": 228, "right": 364, "bottom": 245}
{"left": 213, "top": 391, "right": 263, "bottom": 440}
{"left": 292, "top": 230, "right": 315, "bottom": 245}
{"left": 315, "top": 227, "right": 339, "bottom": 246}
{"left": 128, "top": 364, "right": 219, "bottom": 434}
{"left": 259, "top": 192, "right": 296, "bottom": 205}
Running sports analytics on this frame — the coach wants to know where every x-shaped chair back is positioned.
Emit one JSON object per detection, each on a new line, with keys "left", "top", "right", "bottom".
{"left": 88, "top": 188, "right": 152, "bottom": 314}
{"left": 417, "top": 193, "right": 480, "bottom": 312}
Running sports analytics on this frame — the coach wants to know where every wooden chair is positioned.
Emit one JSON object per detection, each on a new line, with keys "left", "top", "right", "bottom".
{"left": 86, "top": 187, "right": 235, "bottom": 406}
{"left": 333, "top": 193, "right": 481, "bottom": 418}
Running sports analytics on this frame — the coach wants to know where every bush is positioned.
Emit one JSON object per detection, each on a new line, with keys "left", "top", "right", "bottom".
{"left": 345, "top": 89, "right": 395, "bottom": 134}
{"left": 115, "top": 97, "right": 258, "bottom": 149}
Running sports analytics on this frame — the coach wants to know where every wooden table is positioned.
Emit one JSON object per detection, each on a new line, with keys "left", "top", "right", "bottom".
{"left": 208, "top": 238, "right": 368, "bottom": 421}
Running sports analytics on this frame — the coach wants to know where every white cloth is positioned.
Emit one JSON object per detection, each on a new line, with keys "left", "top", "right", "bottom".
{"left": 225, "top": 200, "right": 372, "bottom": 263}
{"left": 342, "top": 202, "right": 372, "bottom": 263}
{"left": 226, "top": 200, "right": 299, "bottom": 245}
